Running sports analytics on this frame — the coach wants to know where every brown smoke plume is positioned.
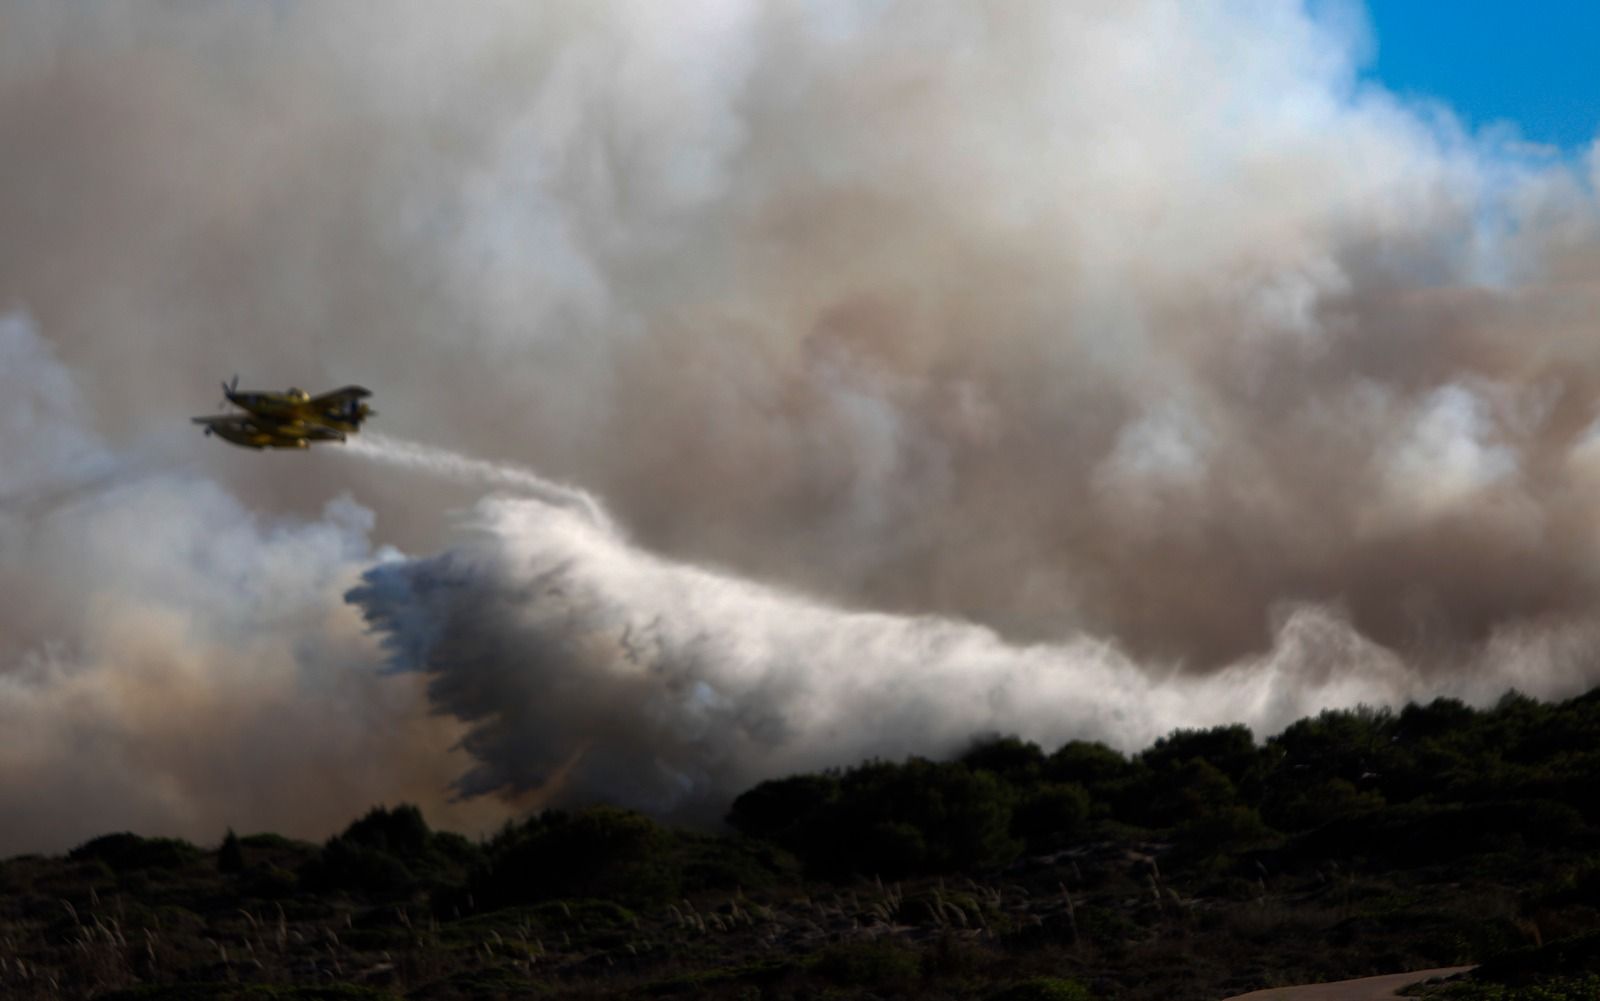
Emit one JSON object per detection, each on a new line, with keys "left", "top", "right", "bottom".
{"left": 3, "top": 2, "right": 1600, "bottom": 851}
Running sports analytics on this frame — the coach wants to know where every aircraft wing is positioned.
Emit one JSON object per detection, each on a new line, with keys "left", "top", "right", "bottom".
{"left": 305, "top": 385, "right": 375, "bottom": 431}
{"left": 194, "top": 412, "right": 343, "bottom": 449}
{"left": 308, "top": 385, "right": 372, "bottom": 408}
{"left": 192, "top": 414, "right": 254, "bottom": 430}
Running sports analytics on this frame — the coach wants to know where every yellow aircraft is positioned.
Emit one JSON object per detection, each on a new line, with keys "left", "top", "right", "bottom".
{"left": 192, "top": 376, "right": 376, "bottom": 450}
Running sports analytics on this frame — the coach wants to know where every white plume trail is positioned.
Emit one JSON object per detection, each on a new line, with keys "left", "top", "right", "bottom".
{"left": 338, "top": 435, "right": 1538, "bottom": 819}
{"left": 345, "top": 431, "right": 614, "bottom": 531}
{"left": 342, "top": 428, "right": 1600, "bottom": 817}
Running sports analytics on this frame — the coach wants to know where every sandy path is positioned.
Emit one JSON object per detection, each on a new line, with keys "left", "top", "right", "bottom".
{"left": 1219, "top": 965, "right": 1476, "bottom": 1000}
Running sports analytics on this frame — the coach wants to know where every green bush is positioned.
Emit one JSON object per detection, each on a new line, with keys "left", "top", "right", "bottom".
{"left": 337, "top": 804, "right": 430, "bottom": 855}
{"left": 680, "top": 832, "right": 798, "bottom": 893}
{"left": 478, "top": 806, "right": 682, "bottom": 906}
{"left": 1176, "top": 804, "right": 1276, "bottom": 857}
{"left": 309, "top": 837, "right": 416, "bottom": 895}
{"left": 1046, "top": 740, "right": 1132, "bottom": 792}
{"left": 1140, "top": 724, "right": 1264, "bottom": 794}
{"left": 1012, "top": 781, "right": 1091, "bottom": 848}
{"left": 302, "top": 804, "right": 480, "bottom": 897}
{"left": 961, "top": 735, "right": 1048, "bottom": 782}
{"left": 726, "top": 772, "right": 840, "bottom": 843}
{"left": 1269, "top": 706, "right": 1396, "bottom": 788}
{"left": 989, "top": 976, "right": 1094, "bottom": 1001}
{"left": 732, "top": 757, "right": 1021, "bottom": 877}
{"left": 1123, "top": 757, "right": 1244, "bottom": 829}
{"left": 1263, "top": 776, "right": 1385, "bottom": 832}
{"left": 240, "top": 864, "right": 299, "bottom": 899}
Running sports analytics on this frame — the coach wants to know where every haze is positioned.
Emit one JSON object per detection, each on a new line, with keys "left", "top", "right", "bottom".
{"left": 4, "top": 1, "right": 1600, "bottom": 855}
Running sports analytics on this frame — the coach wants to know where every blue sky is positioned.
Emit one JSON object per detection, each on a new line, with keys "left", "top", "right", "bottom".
{"left": 1361, "top": 2, "right": 1600, "bottom": 150}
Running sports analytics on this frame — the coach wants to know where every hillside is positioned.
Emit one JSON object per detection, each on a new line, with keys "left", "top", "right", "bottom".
{"left": 7, "top": 689, "right": 1600, "bottom": 999}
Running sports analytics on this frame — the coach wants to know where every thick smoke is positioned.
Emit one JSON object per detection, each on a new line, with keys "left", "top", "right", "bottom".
{"left": 343, "top": 491, "right": 1413, "bottom": 819}
{"left": 0, "top": 313, "right": 507, "bottom": 854}
{"left": 345, "top": 479, "right": 1600, "bottom": 820}
{"left": 4, "top": 2, "right": 1600, "bottom": 850}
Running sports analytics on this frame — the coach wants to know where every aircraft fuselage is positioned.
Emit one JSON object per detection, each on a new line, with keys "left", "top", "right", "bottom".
{"left": 194, "top": 380, "right": 373, "bottom": 450}
{"left": 225, "top": 387, "right": 374, "bottom": 433}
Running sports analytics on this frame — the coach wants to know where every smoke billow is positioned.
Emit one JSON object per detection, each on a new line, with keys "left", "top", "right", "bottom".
{"left": 346, "top": 489, "right": 1421, "bottom": 819}
{"left": 343, "top": 468, "right": 1600, "bottom": 820}
{"left": 5, "top": 2, "right": 1600, "bottom": 851}
{"left": 0, "top": 313, "right": 510, "bottom": 854}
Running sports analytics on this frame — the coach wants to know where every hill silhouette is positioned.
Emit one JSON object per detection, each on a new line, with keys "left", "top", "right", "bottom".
{"left": 7, "top": 689, "right": 1600, "bottom": 999}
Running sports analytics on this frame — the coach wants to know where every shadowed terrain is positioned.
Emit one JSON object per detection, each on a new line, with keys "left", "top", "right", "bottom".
{"left": 8, "top": 688, "right": 1600, "bottom": 999}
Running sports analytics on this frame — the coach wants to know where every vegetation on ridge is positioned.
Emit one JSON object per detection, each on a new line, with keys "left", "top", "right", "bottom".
{"left": 7, "top": 688, "right": 1600, "bottom": 998}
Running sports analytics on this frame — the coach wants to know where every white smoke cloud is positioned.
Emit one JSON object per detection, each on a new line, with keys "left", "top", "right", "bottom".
{"left": 347, "top": 485, "right": 1596, "bottom": 820}
{"left": 4, "top": 2, "right": 1600, "bottom": 851}
{"left": 0, "top": 311, "right": 503, "bottom": 855}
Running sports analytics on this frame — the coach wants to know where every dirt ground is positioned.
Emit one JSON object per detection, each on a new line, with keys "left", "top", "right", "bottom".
{"left": 1219, "top": 966, "right": 1477, "bottom": 1001}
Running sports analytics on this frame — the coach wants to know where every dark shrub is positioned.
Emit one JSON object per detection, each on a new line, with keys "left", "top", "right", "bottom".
{"left": 479, "top": 806, "right": 681, "bottom": 906}
{"left": 1140, "top": 724, "right": 1266, "bottom": 798}
{"left": 218, "top": 829, "right": 245, "bottom": 874}
{"left": 1270, "top": 706, "right": 1393, "bottom": 768}
{"left": 1396, "top": 696, "right": 1477, "bottom": 741}
{"left": 1046, "top": 741, "right": 1132, "bottom": 792}
{"left": 732, "top": 758, "right": 1020, "bottom": 877}
{"left": 681, "top": 833, "right": 798, "bottom": 893}
{"left": 726, "top": 772, "right": 840, "bottom": 844}
{"left": 69, "top": 833, "right": 201, "bottom": 871}
{"left": 337, "top": 804, "right": 430, "bottom": 856}
{"left": 855, "top": 821, "right": 931, "bottom": 875}
{"left": 961, "top": 735, "right": 1047, "bottom": 782}
{"left": 309, "top": 838, "right": 416, "bottom": 895}
{"left": 1122, "top": 758, "right": 1242, "bottom": 829}
{"left": 241, "top": 864, "right": 300, "bottom": 899}
{"left": 1012, "top": 782, "right": 1091, "bottom": 849}
{"left": 1262, "top": 776, "right": 1385, "bottom": 832}
{"left": 303, "top": 804, "right": 479, "bottom": 897}
{"left": 1175, "top": 804, "right": 1276, "bottom": 858}
{"left": 823, "top": 759, "right": 1020, "bottom": 876}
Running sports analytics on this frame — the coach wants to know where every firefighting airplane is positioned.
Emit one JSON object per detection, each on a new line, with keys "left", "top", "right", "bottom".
{"left": 192, "top": 376, "right": 376, "bottom": 450}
